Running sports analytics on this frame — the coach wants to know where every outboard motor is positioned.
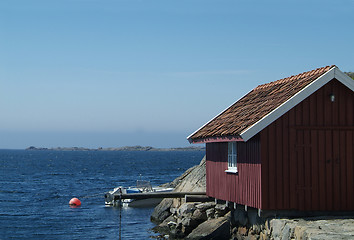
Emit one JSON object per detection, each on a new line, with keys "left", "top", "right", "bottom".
{"left": 104, "top": 187, "right": 123, "bottom": 205}
{"left": 104, "top": 192, "right": 114, "bottom": 205}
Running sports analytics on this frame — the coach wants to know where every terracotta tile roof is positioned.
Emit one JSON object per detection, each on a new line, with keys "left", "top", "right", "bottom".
{"left": 189, "top": 65, "right": 336, "bottom": 142}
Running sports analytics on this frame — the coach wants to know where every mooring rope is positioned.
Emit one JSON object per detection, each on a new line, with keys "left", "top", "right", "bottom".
{"left": 80, "top": 193, "right": 103, "bottom": 199}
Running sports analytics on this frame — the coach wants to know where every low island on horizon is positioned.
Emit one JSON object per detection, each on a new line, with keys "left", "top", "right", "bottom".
{"left": 25, "top": 145, "right": 205, "bottom": 152}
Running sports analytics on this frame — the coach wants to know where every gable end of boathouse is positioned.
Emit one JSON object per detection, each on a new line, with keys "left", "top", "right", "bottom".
{"left": 188, "top": 65, "right": 354, "bottom": 212}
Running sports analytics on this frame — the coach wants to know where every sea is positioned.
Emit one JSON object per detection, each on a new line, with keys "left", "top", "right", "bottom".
{"left": 0, "top": 149, "right": 205, "bottom": 240}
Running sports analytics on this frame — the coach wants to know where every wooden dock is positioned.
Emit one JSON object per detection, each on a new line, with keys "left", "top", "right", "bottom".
{"left": 113, "top": 191, "right": 207, "bottom": 201}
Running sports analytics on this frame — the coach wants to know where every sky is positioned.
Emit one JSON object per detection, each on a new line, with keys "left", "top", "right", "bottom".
{"left": 0, "top": 0, "right": 353, "bottom": 149}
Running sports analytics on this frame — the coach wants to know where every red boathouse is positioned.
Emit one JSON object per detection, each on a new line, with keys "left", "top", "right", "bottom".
{"left": 188, "top": 65, "right": 354, "bottom": 212}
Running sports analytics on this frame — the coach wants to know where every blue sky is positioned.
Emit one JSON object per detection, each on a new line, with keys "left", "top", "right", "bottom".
{"left": 1, "top": 0, "right": 353, "bottom": 149}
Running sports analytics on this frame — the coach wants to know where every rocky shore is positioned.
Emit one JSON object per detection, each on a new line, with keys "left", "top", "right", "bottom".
{"left": 151, "top": 156, "right": 234, "bottom": 239}
{"left": 151, "top": 156, "right": 354, "bottom": 239}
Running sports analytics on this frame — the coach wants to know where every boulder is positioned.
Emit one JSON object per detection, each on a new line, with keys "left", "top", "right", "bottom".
{"left": 186, "top": 213, "right": 231, "bottom": 240}
{"left": 170, "top": 207, "right": 178, "bottom": 215}
{"left": 178, "top": 203, "right": 197, "bottom": 218}
{"left": 151, "top": 198, "right": 173, "bottom": 223}
{"left": 152, "top": 215, "right": 176, "bottom": 235}
{"left": 181, "top": 217, "right": 199, "bottom": 228}
{"left": 215, "top": 204, "right": 229, "bottom": 218}
{"left": 269, "top": 219, "right": 287, "bottom": 239}
{"left": 192, "top": 209, "right": 208, "bottom": 222}
{"left": 280, "top": 222, "right": 296, "bottom": 240}
{"left": 181, "top": 217, "right": 200, "bottom": 236}
{"left": 195, "top": 202, "right": 216, "bottom": 212}
{"left": 206, "top": 208, "right": 215, "bottom": 220}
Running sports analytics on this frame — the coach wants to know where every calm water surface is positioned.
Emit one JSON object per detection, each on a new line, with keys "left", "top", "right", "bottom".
{"left": 0, "top": 150, "right": 204, "bottom": 239}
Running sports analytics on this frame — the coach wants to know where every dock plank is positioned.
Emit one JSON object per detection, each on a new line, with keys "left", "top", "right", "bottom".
{"left": 113, "top": 191, "right": 207, "bottom": 200}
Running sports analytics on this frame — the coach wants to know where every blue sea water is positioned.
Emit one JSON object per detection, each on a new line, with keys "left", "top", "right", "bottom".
{"left": 0, "top": 150, "right": 204, "bottom": 240}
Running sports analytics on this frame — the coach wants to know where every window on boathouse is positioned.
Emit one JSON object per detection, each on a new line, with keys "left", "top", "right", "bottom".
{"left": 227, "top": 142, "right": 237, "bottom": 172}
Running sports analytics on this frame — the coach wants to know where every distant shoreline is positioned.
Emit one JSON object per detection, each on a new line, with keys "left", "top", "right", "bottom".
{"left": 25, "top": 145, "right": 205, "bottom": 152}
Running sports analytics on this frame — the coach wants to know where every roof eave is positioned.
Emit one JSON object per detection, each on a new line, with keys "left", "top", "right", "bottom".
{"left": 186, "top": 89, "right": 254, "bottom": 143}
{"left": 188, "top": 135, "right": 244, "bottom": 144}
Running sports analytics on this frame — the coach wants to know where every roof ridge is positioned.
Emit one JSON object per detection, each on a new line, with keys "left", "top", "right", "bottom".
{"left": 254, "top": 65, "right": 336, "bottom": 91}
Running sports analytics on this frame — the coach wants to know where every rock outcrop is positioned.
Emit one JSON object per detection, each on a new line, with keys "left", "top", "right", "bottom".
{"left": 230, "top": 211, "right": 354, "bottom": 240}
{"left": 151, "top": 156, "right": 206, "bottom": 224}
{"left": 187, "top": 212, "right": 231, "bottom": 240}
{"left": 264, "top": 217, "right": 354, "bottom": 240}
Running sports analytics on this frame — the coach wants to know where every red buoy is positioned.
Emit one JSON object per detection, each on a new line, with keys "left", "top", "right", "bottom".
{"left": 69, "top": 197, "right": 81, "bottom": 206}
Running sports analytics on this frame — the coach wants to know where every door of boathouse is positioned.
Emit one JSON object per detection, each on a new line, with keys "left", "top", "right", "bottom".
{"left": 292, "top": 128, "right": 354, "bottom": 212}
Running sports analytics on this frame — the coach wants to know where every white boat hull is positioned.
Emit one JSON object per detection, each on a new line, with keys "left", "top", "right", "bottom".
{"left": 104, "top": 185, "right": 173, "bottom": 207}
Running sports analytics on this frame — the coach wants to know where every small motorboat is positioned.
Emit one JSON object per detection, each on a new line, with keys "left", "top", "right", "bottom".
{"left": 104, "top": 180, "right": 173, "bottom": 207}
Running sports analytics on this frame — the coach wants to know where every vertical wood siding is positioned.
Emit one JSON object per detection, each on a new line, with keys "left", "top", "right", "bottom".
{"left": 261, "top": 79, "right": 354, "bottom": 211}
{"left": 206, "top": 135, "right": 262, "bottom": 208}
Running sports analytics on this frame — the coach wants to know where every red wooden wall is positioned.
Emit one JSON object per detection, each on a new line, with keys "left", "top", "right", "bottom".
{"left": 206, "top": 135, "right": 262, "bottom": 209}
{"left": 261, "top": 79, "right": 354, "bottom": 211}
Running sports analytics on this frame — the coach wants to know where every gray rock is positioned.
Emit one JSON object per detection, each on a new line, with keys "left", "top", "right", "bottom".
{"left": 181, "top": 217, "right": 199, "bottom": 228}
{"left": 280, "top": 222, "right": 295, "bottom": 240}
{"left": 164, "top": 164, "right": 197, "bottom": 188}
{"left": 152, "top": 215, "right": 177, "bottom": 235}
{"left": 177, "top": 217, "right": 183, "bottom": 226}
{"left": 151, "top": 198, "right": 173, "bottom": 223}
{"left": 215, "top": 203, "right": 228, "bottom": 211}
{"left": 186, "top": 215, "right": 231, "bottom": 240}
{"left": 206, "top": 208, "right": 215, "bottom": 220}
{"left": 267, "top": 217, "right": 354, "bottom": 240}
{"left": 170, "top": 220, "right": 184, "bottom": 239}
{"left": 168, "top": 220, "right": 177, "bottom": 229}
{"left": 178, "top": 203, "right": 196, "bottom": 218}
{"left": 270, "top": 219, "right": 287, "bottom": 239}
{"left": 170, "top": 207, "right": 177, "bottom": 215}
{"left": 215, "top": 204, "right": 229, "bottom": 218}
{"left": 192, "top": 209, "right": 208, "bottom": 222}
{"left": 181, "top": 217, "right": 200, "bottom": 235}
{"left": 292, "top": 218, "right": 354, "bottom": 240}
{"left": 195, "top": 202, "right": 216, "bottom": 212}
{"left": 172, "top": 156, "right": 206, "bottom": 209}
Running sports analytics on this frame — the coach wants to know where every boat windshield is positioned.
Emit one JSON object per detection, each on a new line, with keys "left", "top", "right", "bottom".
{"left": 136, "top": 180, "right": 152, "bottom": 191}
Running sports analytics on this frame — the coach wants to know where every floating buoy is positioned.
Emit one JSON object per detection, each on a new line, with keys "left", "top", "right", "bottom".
{"left": 69, "top": 197, "right": 81, "bottom": 206}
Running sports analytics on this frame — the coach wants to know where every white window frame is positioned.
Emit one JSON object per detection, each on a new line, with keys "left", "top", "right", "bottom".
{"left": 226, "top": 142, "right": 238, "bottom": 173}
